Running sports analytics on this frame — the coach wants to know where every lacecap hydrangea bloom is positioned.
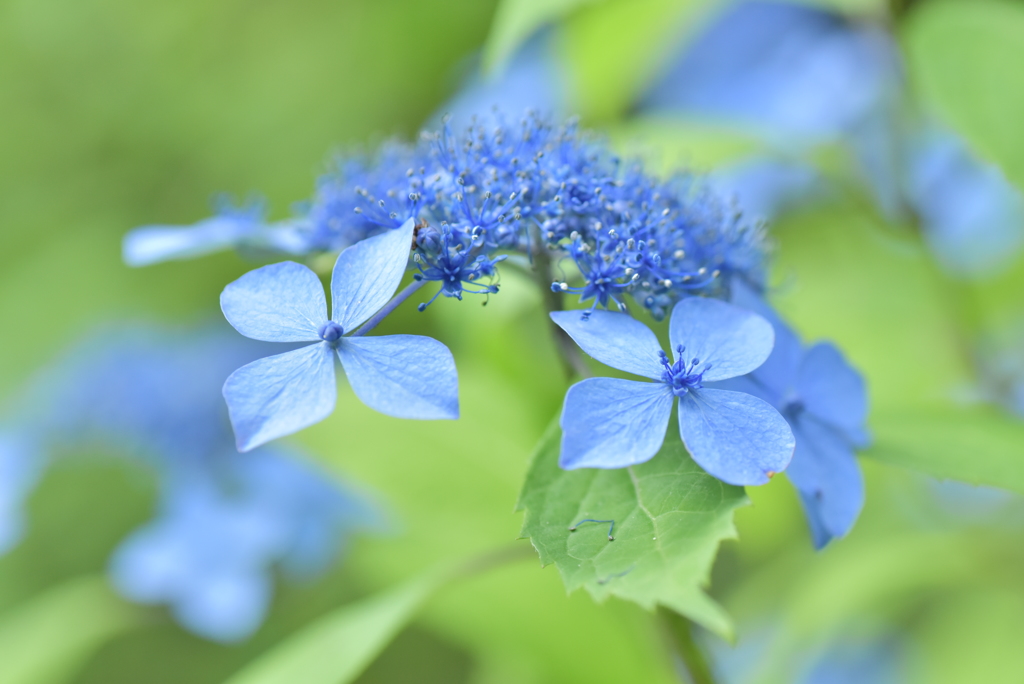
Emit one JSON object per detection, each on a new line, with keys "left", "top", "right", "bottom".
{"left": 221, "top": 218, "right": 459, "bottom": 451}
{"left": 553, "top": 297, "right": 795, "bottom": 485}
{"left": 126, "top": 112, "right": 769, "bottom": 318}
{"left": 128, "top": 110, "right": 872, "bottom": 522}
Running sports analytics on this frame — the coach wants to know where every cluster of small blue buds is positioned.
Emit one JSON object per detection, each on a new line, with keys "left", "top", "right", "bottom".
{"left": 126, "top": 111, "right": 769, "bottom": 319}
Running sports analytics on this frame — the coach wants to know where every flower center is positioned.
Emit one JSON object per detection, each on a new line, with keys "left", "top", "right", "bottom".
{"left": 659, "top": 345, "right": 712, "bottom": 397}
{"left": 318, "top": 320, "right": 344, "bottom": 343}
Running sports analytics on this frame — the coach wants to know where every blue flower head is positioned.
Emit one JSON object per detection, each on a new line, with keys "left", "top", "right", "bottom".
{"left": 716, "top": 283, "right": 869, "bottom": 547}
{"left": 109, "top": 448, "right": 379, "bottom": 642}
{"left": 552, "top": 297, "right": 795, "bottom": 485}
{"left": 221, "top": 218, "right": 459, "bottom": 451}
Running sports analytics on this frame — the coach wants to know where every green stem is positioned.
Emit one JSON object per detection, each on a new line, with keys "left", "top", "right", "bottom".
{"left": 527, "top": 224, "right": 592, "bottom": 379}
{"left": 659, "top": 609, "right": 718, "bottom": 684}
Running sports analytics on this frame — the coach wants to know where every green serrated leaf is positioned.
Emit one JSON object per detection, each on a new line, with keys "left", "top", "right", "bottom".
{"left": 223, "top": 571, "right": 443, "bottom": 684}
{"left": 517, "top": 418, "right": 748, "bottom": 638}
{"left": 0, "top": 575, "right": 139, "bottom": 684}
{"left": 865, "top": 404, "right": 1024, "bottom": 494}
{"left": 482, "top": 0, "right": 605, "bottom": 73}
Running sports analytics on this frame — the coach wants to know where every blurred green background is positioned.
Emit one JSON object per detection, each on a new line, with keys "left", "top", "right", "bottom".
{"left": 4, "top": 0, "right": 1024, "bottom": 682}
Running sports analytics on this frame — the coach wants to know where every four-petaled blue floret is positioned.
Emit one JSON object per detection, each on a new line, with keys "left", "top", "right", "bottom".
{"left": 221, "top": 219, "right": 459, "bottom": 451}
{"left": 714, "top": 283, "right": 870, "bottom": 547}
{"left": 551, "top": 297, "right": 795, "bottom": 486}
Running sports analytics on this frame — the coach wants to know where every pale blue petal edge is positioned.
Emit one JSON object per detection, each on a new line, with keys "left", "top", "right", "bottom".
{"left": 798, "top": 342, "right": 868, "bottom": 439}
{"left": 173, "top": 570, "right": 272, "bottom": 643}
{"left": 787, "top": 416, "right": 865, "bottom": 549}
{"left": 668, "top": 297, "right": 775, "bottom": 383}
{"left": 123, "top": 216, "right": 252, "bottom": 267}
{"left": 221, "top": 261, "right": 327, "bottom": 343}
{"left": 331, "top": 218, "right": 415, "bottom": 331}
{"left": 550, "top": 310, "right": 665, "bottom": 380}
{"left": 678, "top": 388, "right": 794, "bottom": 486}
{"left": 559, "top": 377, "right": 674, "bottom": 469}
{"left": 336, "top": 334, "right": 458, "bottom": 420}
{"left": 223, "top": 344, "right": 336, "bottom": 451}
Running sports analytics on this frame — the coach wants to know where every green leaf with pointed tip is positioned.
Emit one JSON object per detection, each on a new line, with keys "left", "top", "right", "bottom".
{"left": 517, "top": 418, "right": 747, "bottom": 638}
{"left": 223, "top": 570, "right": 443, "bottom": 684}
{"left": 865, "top": 404, "right": 1024, "bottom": 495}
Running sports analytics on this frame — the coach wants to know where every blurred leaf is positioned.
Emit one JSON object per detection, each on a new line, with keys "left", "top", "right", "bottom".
{"left": 608, "top": 116, "right": 765, "bottom": 173}
{"left": 564, "top": 0, "right": 712, "bottom": 122}
{"left": 0, "top": 575, "right": 138, "bottom": 684}
{"left": 482, "top": 0, "right": 604, "bottom": 73}
{"left": 517, "top": 418, "right": 746, "bottom": 638}
{"left": 789, "top": 0, "right": 888, "bottom": 16}
{"left": 223, "top": 570, "right": 443, "bottom": 684}
{"left": 865, "top": 404, "right": 1024, "bottom": 494}
{"left": 904, "top": 0, "right": 1024, "bottom": 188}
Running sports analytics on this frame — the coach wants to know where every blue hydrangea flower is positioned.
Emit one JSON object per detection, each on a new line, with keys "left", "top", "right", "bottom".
{"left": 551, "top": 297, "right": 795, "bottom": 485}
{"left": 2, "top": 324, "right": 384, "bottom": 641}
{"left": 110, "top": 449, "right": 378, "bottom": 642}
{"left": 905, "top": 125, "right": 1024, "bottom": 279}
{"left": 221, "top": 218, "right": 459, "bottom": 451}
{"left": 715, "top": 284, "right": 868, "bottom": 547}
{"left": 639, "top": 0, "right": 899, "bottom": 145}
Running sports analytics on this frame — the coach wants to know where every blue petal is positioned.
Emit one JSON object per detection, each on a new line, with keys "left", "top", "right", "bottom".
{"left": 550, "top": 310, "right": 665, "bottom": 379}
{"left": 559, "top": 378, "right": 674, "bottom": 469}
{"left": 906, "top": 126, "right": 1024, "bottom": 278}
{"left": 797, "top": 342, "right": 868, "bottom": 440}
{"left": 336, "top": 335, "right": 458, "bottom": 420}
{"left": 729, "top": 281, "right": 803, "bottom": 403}
{"left": 787, "top": 416, "right": 864, "bottom": 549}
{"left": 173, "top": 570, "right": 272, "bottom": 643}
{"left": 678, "top": 388, "right": 794, "bottom": 485}
{"left": 331, "top": 218, "right": 415, "bottom": 330}
{"left": 0, "top": 434, "right": 44, "bottom": 554}
{"left": 668, "top": 297, "right": 774, "bottom": 382}
{"left": 223, "top": 344, "right": 336, "bottom": 451}
{"left": 221, "top": 262, "right": 326, "bottom": 342}
{"left": 638, "top": 1, "right": 898, "bottom": 142}
{"left": 123, "top": 216, "right": 254, "bottom": 267}
{"left": 710, "top": 157, "right": 823, "bottom": 222}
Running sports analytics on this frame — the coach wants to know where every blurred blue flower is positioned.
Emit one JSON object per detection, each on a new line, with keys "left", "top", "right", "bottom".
{"left": 904, "top": 125, "right": 1024, "bottom": 279}
{"left": 639, "top": 0, "right": 899, "bottom": 145}
{"left": 708, "top": 624, "right": 908, "bottom": 684}
{"left": 0, "top": 433, "right": 44, "bottom": 554}
{"left": 797, "top": 639, "right": 905, "bottom": 684}
{"left": 716, "top": 283, "right": 869, "bottom": 548}
{"left": 2, "top": 324, "right": 384, "bottom": 641}
{"left": 111, "top": 449, "right": 377, "bottom": 642}
{"left": 709, "top": 157, "right": 825, "bottom": 222}
{"left": 221, "top": 218, "right": 459, "bottom": 451}
{"left": 123, "top": 197, "right": 270, "bottom": 267}
{"left": 551, "top": 297, "right": 794, "bottom": 485}
{"left": 436, "top": 29, "right": 570, "bottom": 127}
